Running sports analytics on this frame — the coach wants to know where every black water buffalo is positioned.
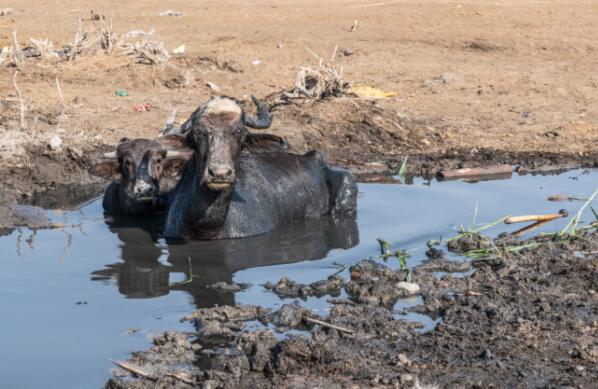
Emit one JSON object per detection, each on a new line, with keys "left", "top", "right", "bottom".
{"left": 89, "top": 135, "right": 192, "bottom": 216}
{"left": 164, "top": 96, "right": 358, "bottom": 240}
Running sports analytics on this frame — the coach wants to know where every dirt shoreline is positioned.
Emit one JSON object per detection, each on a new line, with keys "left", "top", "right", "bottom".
{"left": 105, "top": 231, "right": 598, "bottom": 389}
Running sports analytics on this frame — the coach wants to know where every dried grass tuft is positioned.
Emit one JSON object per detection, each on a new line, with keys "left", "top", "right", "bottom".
{"left": 29, "top": 38, "right": 58, "bottom": 59}
{"left": 284, "top": 46, "right": 351, "bottom": 100}
{"left": 66, "top": 19, "right": 96, "bottom": 60}
{"left": 119, "top": 40, "right": 171, "bottom": 66}
{"left": 93, "top": 12, "right": 119, "bottom": 54}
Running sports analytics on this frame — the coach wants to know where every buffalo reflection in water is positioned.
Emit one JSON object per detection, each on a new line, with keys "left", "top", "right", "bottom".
{"left": 91, "top": 214, "right": 358, "bottom": 308}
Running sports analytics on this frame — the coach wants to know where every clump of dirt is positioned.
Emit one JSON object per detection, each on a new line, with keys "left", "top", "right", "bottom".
{"left": 447, "top": 233, "right": 491, "bottom": 254}
{"left": 263, "top": 274, "right": 344, "bottom": 299}
{"left": 417, "top": 257, "right": 471, "bottom": 273}
{"left": 106, "top": 231, "right": 598, "bottom": 388}
{"left": 345, "top": 259, "right": 411, "bottom": 306}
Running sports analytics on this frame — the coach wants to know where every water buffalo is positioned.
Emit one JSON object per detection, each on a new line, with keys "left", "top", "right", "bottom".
{"left": 164, "top": 96, "right": 358, "bottom": 240}
{"left": 89, "top": 135, "right": 192, "bottom": 216}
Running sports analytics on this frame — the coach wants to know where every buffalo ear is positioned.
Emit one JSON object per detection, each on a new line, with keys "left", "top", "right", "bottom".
{"left": 245, "top": 133, "right": 289, "bottom": 153}
{"left": 162, "top": 156, "right": 189, "bottom": 178}
{"left": 89, "top": 162, "right": 120, "bottom": 180}
{"left": 158, "top": 134, "right": 188, "bottom": 149}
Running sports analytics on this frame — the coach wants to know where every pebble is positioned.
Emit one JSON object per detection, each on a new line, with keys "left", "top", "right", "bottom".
{"left": 396, "top": 282, "right": 421, "bottom": 295}
{"left": 48, "top": 135, "right": 62, "bottom": 150}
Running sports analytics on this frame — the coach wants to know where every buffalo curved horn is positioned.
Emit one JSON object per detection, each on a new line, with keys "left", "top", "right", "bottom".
{"left": 103, "top": 151, "right": 117, "bottom": 159}
{"left": 242, "top": 95, "right": 272, "bottom": 129}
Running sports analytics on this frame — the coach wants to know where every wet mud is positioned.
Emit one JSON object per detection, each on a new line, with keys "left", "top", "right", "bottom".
{"left": 105, "top": 231, "right": 598, "bottom": 388}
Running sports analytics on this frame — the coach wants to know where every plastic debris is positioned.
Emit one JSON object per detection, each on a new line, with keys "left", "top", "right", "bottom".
{"left": 132, "top": 103, "right": 152, "bottom": 112}
{"left": 114, "top": 90, "right": 129, "bottom": 97}
{"left": 0, "top": 8, "right": 13, "bottom": 16}
{"left": 172, "top": 45, "right": 186, "bottom": 54}
{"left": 251, "top": 59, "right": 261, "bottom": 66}
{"left": 159, "top": 10, "right": 184, "bottom": 17}
{"left": 350, "top": 85, "right": 397, "bottom": 98}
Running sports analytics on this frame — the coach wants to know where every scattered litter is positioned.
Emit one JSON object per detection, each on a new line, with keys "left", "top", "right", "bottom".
{"left": 251, "top": 59, "right": 261, "bottom": 65}
{"left": 349, "top": 20, "right": 359, "bottom": 32}
{"left": 172, "top": 44, "right": 186, "bottom": 54}
{"left": 122, "top": 29, "right": 155, "bottom": 39}
{"left": 205, "top": 81, "right": 221, "bottom": 92}
{"left": 132, "top": 103, "right": 152, "bottom": 112}
{"left": 0, "top": 8, "right": 13, "bottom": 16}
{"left": 277, "top": 42, "right": 284, "bottom": 49}
{"left": 159, "top": 10, "right": 184, "bottom": 17}
{"left": 48, "top": 135, "right": 63, "bottom": 151}
{"left": 350, "top": 85, "right": 397, "bottom": 98}
{"left": 439, "top": 165, "right": 512, "bottom": 180}
{"left": 424, "top": 72, "right": 462, "bottom": 87}
{"left": 114, "top": 90, "right": 129, "bottom": 97}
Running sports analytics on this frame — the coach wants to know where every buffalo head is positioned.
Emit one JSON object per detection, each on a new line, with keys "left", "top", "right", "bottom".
{"left": 188, "top": 96, "right": 286, "bottom": 191}
{"left": 90, "top": 135, "right": 192, "bottom": 201}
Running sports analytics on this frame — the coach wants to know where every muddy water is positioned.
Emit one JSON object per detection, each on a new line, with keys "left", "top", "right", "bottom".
{"left": 1, "top": 169, "right": 597, "bottom": 388}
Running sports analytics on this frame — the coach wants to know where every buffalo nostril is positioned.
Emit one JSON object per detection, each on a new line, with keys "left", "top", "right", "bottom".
{"left": 209, "top": 166, "right": 233, "bottom": 180}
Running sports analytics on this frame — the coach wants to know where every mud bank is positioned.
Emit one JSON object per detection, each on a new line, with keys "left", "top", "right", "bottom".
{"left": 3, "top": 138, "right": 598, "bottom": 233}
{"left": 106, "top": 231, "right": 598, "bottom": 388}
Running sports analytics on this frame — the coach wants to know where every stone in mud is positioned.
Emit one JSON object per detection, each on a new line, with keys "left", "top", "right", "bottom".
{"left": 396, "top": 282, "right": 421, "bottom": 295}
{"left": 270, "top": 301, "right": 310, "bottom": 328}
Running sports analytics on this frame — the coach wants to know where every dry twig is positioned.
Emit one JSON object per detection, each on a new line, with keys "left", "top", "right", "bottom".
{"left": 304, "top": 317, "right": 355, "bottom": 334}
{"left": 12, "top": 71, "right": 26, "bottom": 129}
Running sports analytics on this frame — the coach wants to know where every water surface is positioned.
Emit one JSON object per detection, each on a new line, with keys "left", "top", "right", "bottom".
{"left": 1, "top": 169, "right": 597, "bottom": 388}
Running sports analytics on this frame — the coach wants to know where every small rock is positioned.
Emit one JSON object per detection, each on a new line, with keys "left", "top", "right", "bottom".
{"left": 277, "top": 42, "right": 284, "bottom": 49}
{"left": 340, "top": 47, "right": 353, "bottom": 56}
{"left": 396, "top": 282, "right": 420, "bottom": 295}
{"left": 206, "top": 81, "right": 221, "bottom": 92}
{"left": 396, "top": 353, "right": 411, "bottom": 366}
{"left": 48, "top": 135, "right": 62, "bottom": 151}
{"left": 0, "top": 8, "right": 13, "bottom": 16}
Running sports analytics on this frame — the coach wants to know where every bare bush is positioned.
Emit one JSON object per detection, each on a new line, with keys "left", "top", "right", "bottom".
{"left": 65, "top": 19, "right": 96, "bottom": 60}
{"left": 119, "top": 40, "right": 171, "bottom": 66}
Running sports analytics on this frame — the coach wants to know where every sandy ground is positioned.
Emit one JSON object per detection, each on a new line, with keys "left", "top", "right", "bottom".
{"left": 1, "top": 0, "right": 597, "bottom": 168}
